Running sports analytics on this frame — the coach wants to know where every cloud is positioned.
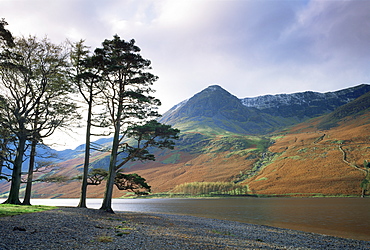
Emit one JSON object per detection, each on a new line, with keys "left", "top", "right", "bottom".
{"left": 105, "top": 0, "right": 370, "bottom": 106}
{"left": 2, "top": 0, "right": 370, "bottom": 149}
{"left": 283, "top": 0, "right": 370, "bottom": 61}
{"left": 274, "top": 0, "right": 370, "bottom": 90}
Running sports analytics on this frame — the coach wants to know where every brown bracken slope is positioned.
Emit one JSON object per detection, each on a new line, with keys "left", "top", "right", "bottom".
{"left": 245, "top": 112, "right": 370, "bottom": 196}
{"left": 0, "top": 105, "right": 369, "bottom": 199}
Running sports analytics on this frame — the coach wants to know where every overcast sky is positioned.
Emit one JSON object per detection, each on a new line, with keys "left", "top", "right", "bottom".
{"left": 2, "top": 0, "right": 370, "bottom": 149}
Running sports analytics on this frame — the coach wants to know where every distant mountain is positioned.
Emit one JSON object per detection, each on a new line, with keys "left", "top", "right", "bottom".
{"left": 160, "top": 84, "right": 370, "bottom": 134}
{"left": 159, "top": 85, "right": 285, "bottom": 134}
{"left": 241, "top": 84, "right": 370, "bottom": 119}
{"left": 0, "top": 136, "right": 113, "bottom": 180}
{"left": 0, "top": 143, "right": 60, "bottom": 177}
{"left": 57, "top": 137, "right": 113, "bottom": 160}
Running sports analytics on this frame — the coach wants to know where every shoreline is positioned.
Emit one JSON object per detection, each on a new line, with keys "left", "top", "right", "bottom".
{"left": 22, "top": 197, "right": 370, "bottom": 241}
{"left": 0, "top": 207, "right": 369, "bottom": 249}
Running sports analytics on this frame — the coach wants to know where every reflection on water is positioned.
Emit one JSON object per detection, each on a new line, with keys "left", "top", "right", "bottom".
{"left": 2, "top": 197, "right": 369, "bottom": 241}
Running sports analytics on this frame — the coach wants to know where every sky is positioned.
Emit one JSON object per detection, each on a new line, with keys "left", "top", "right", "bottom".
{"left": 2, "top": 0, "right": 370, "bottom": 149}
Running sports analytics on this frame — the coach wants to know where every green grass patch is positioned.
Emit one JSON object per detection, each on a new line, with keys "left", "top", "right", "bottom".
{"left": 286, "top": 155, "right": 301, "bottom": 160}
{"left": 0, "top": 204, "right": 57, "bottom": 217}
{"left": 256, "top": 177, "right": 268, "bottom": 181}
{"left": 161, "top": 153, "right": 181, "bottom": 164}
{"left": 297, "top": 148, "right": 308, "bottom": 153}
{"left": 270, "top": 135, "right": 284, "bottom": 140}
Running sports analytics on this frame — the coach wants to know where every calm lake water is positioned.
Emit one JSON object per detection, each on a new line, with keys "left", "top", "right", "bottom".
{"left": 2, "top": 197, "right": 369, "bottom": 241}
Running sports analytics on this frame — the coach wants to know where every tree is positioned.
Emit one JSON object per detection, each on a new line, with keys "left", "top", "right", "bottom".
{"left": 0, "top": 19, "right": 14, "bottom": 181}
{"left": 0, "top": 18, "right": 14, "bottom": 47}
{"left": 85, "top": 168, "right": 108, "bottom": 185}
{"left": 22, "top": 143, "right": 62, "bottom": 205}
{"left": 114, "top": 173, "right": 151, "bottom": 195}
{"left": 0, "top": 36, "right": 79, "bottom": 204}
{"left": 0, "top": 116, "right": 14, "bottom": 181}
{"left": 83, "top": 168, "right": 151, "bottom": 195}
{"left": 102, "top": 120, "right": 178, "bottom": 212}
{"left": 71, "top": 40, "right": 105, "bottom": 208}
{"left": 87, "top": 35, "right": 178, "bottom": 212}
{"left": 115, "top": 120, "right": 179, "bottom": 170}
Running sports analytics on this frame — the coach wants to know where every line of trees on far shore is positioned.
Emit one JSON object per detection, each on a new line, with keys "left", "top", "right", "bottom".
{"left": 172, "top": 182, "right": 248, "bottom": 196}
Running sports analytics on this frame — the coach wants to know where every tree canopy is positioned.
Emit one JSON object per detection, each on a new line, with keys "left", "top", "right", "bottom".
{"left": 83, "top": 168, "right": 151, "bottom": 196}
{"left": 0, "top": 18, "right": 14, "bottom": 47}
{"left": 0, "top": 36, "right": 79, "bottom": 204}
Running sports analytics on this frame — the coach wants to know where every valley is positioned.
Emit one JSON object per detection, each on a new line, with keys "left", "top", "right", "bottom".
{"left": 0, "top": 84, "right": 369, "bottom": 198}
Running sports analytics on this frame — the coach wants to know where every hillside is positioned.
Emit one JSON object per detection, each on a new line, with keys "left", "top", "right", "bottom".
{"left": 0, "top": 84, "right": 369, "bottom": 198}
{"left": 245, "top": 92, "right": 370, "bottom": 196}
{"left": 245, "top": 120, "right": 370, "bottom": 196}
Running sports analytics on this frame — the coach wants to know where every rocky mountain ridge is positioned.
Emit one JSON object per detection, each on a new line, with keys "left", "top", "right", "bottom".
{"left": 168, "top": 84, "right": 370, "bottom": 112}
{"left": 160, "top": 84, "right": 370, "bottom": 133}
{"left": 241, "top": 84, "right": 369, "bottom": 109}
{"left": 241, "top": 84, "right": 370, "bottom": 118}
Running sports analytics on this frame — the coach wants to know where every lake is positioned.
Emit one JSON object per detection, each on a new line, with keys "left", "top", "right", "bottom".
{"left": 2, "top": 197, "right": 369, "bottom": 241}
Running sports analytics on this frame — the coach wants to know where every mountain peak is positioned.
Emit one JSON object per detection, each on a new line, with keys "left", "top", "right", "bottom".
{"left": 162, "top": 84, "right": 238, "bottom": 121}
{"left": 200, "top": 85, "right": 230, "bottom": 95}
{"left": 159, "top": 84, "right": 277, "bottom": 134}
{"left": 204, "top": 85, "right": 224, "bottom": 91}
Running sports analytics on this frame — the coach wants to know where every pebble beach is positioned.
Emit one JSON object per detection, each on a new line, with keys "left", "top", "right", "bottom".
{"left": 0, "top": 207, "right": 369, "bottom": 249}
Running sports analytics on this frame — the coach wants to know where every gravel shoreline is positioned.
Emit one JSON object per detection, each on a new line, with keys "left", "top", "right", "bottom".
{"left": 0, "top": 207, "right": 369, "bottom": 249}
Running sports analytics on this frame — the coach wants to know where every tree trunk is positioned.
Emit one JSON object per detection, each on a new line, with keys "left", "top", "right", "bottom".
{"left": 0, "top": 159, "right": 3, "bottom": 177}
{"left": 4, "top": 134, "right": 27, "bottom": 204}
{"left": 0, "top": 140, "right": 4, "bottom": 177}
{"left": 362, "top": 170, "right": 369, "bottom": 198}
{"left": 22, "top": 140, "right": 37, "bottom": 205}
{"left": 100, "top": 81, "right": 125, "bottom": 213}
{"left": 100, "top": 125, "right": 120, "bottom": 213}
{"left": 78, "top": 100, "right": 93, "bottom": 208}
